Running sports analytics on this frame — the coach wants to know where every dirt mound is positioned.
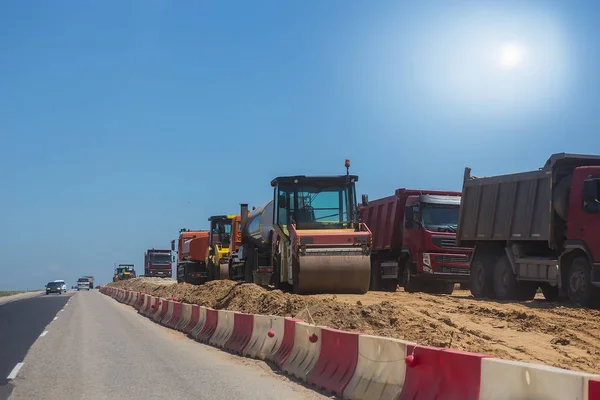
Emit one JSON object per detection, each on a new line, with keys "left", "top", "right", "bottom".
{"left": 108, "top": 278, "right": 600, "bottom": 374}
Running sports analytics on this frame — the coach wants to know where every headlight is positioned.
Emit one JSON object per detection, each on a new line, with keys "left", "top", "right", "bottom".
{"left": 422, "top": 253, "right": 431, "bottom": 267}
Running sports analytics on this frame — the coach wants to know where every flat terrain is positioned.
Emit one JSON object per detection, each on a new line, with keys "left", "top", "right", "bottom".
{"left": 7, "top": 290, "right": 328, "bottom": 400}
{"left": 110, "top": 277, "right": 600, "bottom": 374}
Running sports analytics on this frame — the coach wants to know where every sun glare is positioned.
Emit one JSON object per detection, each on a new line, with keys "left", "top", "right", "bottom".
{"left": 499, "top": 43, "right": 525, "bottom": 69}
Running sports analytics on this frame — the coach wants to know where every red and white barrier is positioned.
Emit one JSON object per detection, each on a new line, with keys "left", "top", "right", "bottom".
{"left": 185, "top": 305, "right": 203, "bottom": 335}
{"left": 165, "top": 301, "right": 183, "bottom": 329}
{"left": 479, "top": 357, "right": 599, "bottom": 400}
{"left": 281, "top": 322, "right": 322, "bottom": 382}
{"left": 195, "top": 308, "right": 218, "bottom": 343}
{"left": 176, "top": 303, "right": 193, "bottom": 331}
{"left": 100, "top": 288, "right": 600, "bottom": 400}
{"left": 307, "top": 328, "right": 359, "bottom": 396}
{"left": 209, "top": 310, "right": 235, "bottom": 348}
{"left": 225, "top": 312, "right": 254, "bottom": 354}
{"left": 243, "top": 314, "right": 285, "bottom": 361}
{"left": 343, "top": 335, "right": 414, "bottom": 400}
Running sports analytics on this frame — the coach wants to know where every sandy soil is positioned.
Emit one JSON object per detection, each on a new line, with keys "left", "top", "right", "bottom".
{"left": 109, "top": 278, "right": 600, "bottom": 374}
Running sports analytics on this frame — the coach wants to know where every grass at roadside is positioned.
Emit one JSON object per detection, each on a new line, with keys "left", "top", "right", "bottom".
{"left": 0, "top": 290, "right": 40, "bottom": 297}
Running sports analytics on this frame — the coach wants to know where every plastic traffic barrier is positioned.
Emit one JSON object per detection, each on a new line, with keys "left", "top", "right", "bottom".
{"left": 153, "top": 299, "right": 168, "bottom": 321}
{"left": 195, "top": 308, "right": 218, "bottom": 343}
{"left": 225, "top": 312, "right": 254, "bottom": 354}
{"left": 343, "top": 335, "right": 414, "bottom": 400}
{"left": 307, "top": 327, "right": 359, "bottom": 396}
{"left": 135, "top": 293, "right": 145, "bottom": 309}
{"left": 243, "top": 315, "right": 285, "bottom": 361}
{"left": 398, "top": 346, "right": 487, "bottom": 400}
{"left": 209, "top": 310, "right": 235, "bottom": 348}
{"left": 590, "top": 379, "right": 600, "bottom": 400}
{"left": 165, "top": 301, "right": 183, "bottom": 329}
{"left": 160, "top": 301, "right": 175, "bottom": 325}
{"left": 176, "top": 303, "right": 193, "bottom": 331}
{"left": 282, "top": 322, "right": 322, "bottom": 382}
{"left": 479, "top": 357, "right": 600, "bottom": 400}
{"left": 142, "top": 295, "right": 154, "bottom": 316}
{"left": 273, "top": 318, "right": 302, "bottom": 368}
{"left": 128, "top": 291, "right": 139, "bottom": 306}
{"left": 186, "top": 305, "right": 204, "bottom": 336}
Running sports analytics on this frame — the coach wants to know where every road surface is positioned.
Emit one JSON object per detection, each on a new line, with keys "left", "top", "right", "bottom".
{"left": 0, "top": 291, "right": 72, "bottom": 399}
{"left": 6, "top": 290, "right": 328, "bottom": 400}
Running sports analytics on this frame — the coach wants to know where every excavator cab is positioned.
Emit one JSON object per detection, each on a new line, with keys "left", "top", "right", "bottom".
{"left": 206, "top": 215, "right": 236, "bottom": 280}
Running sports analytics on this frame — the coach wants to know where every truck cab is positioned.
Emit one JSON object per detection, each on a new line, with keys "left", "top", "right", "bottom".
{"left": 144, "top": 249, "right": 173, "bottom": 278}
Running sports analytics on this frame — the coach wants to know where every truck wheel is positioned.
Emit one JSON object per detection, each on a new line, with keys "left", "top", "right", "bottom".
{"left": 567, "top": 257, "right": 599, "bottom": 308}
{"left": 470, "top": 254, "right": 495, "bottom": 298}
{"left": 401, "top": 265, "right": 421, "bottom": 293}
{"left": 442, "top": 282, "right": 455, "bottom": 295}
{"left": 541, "top": 283, "right": 559, "bottom": 302}
{"left": 369, "top": 259, "right": 382, "bottom": 291}
{"left": 493, "top": 255, "right": 518, "bottom": 300}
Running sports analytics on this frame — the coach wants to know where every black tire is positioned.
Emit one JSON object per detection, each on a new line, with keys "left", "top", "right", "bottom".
{"left": 442, "top": 282, "right": 455, "bottom": 295}
{"left": 369, "top": 259, "right": 382, "bottom": 291}
{"left": 244, "top": 249, "right": 254, "bottom": 284}
{"left": 567, "top": 257, "right": 599, "bottom": 308}
{"left": 401, "top": 263, "right": 421, "bottom": 293}
{"left": 272, "top": 254, "right": 282, "bottom": 289}
{"left": 292, "top": 257, "right": 301, "bottom": 294}
{"left": 541, "top": 283, "right": 560, "bottom": 302}
{"left": 470, "top": 254, "right": 495, "bottom": 298}
{"left": 493, "top": 255, "right": 517, "bottom": 300}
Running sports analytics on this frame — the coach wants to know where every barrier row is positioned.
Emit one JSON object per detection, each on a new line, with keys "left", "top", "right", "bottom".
{"left": 99, "top": 286, "right": 600, "bottom": 400}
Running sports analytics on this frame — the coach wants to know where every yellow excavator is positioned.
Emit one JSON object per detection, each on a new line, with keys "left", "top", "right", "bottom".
{"left": 206, "top": 215, "right": 242, "bottom": 281}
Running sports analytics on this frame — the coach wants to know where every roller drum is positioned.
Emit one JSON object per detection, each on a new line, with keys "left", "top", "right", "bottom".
{"left": 295, "top": 248, "right": 370, "bottom": 294}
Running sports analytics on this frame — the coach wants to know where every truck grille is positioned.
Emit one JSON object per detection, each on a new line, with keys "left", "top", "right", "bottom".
{"left": 431, "top": 236, "right": 458, "bottom": 249}
{"left": 435, "top": 255, "right": 469, "bottom": 264}
{"left": 438, "top": 267, "right": 469, "bottom": 275}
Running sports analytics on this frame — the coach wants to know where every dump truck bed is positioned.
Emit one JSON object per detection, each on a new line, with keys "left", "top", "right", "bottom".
{"left": 457, "top": 168, "right": 552, "bottom": 247}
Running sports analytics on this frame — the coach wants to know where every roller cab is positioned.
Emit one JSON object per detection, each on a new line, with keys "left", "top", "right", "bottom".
{"left": 232, "top": 160, "right": 372, "bottom": 294}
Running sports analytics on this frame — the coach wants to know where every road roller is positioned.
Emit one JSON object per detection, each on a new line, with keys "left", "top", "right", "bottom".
{"left": 229, "top": 160, "right": 372, "bottom": 294}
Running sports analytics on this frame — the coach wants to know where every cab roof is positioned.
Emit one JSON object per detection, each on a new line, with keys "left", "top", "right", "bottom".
{"left": 271, "top": 175, "right": 359, "bottom": 187}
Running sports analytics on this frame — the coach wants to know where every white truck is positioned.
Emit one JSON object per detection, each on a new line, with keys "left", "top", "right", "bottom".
{"left": 77, "top": 277, "right": 91, "bottom": 290}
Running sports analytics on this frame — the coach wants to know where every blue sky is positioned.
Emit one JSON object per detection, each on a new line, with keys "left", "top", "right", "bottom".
{"left": 1, "top": 0, "right": 599, "bottom": 289}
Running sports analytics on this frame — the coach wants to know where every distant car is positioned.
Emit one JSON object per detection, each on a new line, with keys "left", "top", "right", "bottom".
{"left": 46, "top": 282, "right": 63, "bottom": 295}
{"left": 54, "top": 280, "right": 67, "bottom": 292}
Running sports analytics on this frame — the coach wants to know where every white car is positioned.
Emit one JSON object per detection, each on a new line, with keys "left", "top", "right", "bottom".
{"left": 54, "top": 280, "right": 67, "bottom": 293}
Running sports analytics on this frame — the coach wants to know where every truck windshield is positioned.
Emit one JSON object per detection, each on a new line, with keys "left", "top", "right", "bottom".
{"left": 421, "top": 205, "right": 459, "bottom": 232}
{"left": 150, "top": 254, "right": 171, "bottom": 263}
{"left": 277, "top": 183, "right": 357, "bottom": 229}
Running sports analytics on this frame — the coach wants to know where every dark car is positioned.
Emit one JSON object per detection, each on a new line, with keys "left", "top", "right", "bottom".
{"left": 46, "top": 281, "right": 63, "bottom": 295}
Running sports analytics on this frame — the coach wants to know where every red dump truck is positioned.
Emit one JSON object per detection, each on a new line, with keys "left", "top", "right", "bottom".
{"left": 457, "top": 153, "right": 600, "bottom": 307}
{"left": 144, "top": 249, "right": 173, "bottom": 278}
{"left": 360, "top": 189, "right": 473, "bottom": 294}
{"left": 172, "top": 229, "right": 210, "bottom": 284}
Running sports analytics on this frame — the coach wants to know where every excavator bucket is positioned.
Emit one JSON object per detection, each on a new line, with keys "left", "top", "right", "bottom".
{"left": 296, "top": 248, "right": 371, "bottom": 294}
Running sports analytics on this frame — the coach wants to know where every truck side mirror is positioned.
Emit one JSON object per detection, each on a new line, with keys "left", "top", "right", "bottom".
{"left": 172, "top": 256, "right": 175, "bottom": 263}
{"left": 170, "top": 240, "right": 175, "bottom": 251}
{"left": 361, "top": 194, "right": 368, "bottom": 207}
{"left": 583, "top": 179, "right": 598, "bottom": 203}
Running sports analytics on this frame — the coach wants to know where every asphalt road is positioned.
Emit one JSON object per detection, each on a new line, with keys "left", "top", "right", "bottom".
{"left": 0, "top": 291, "right": 72, "bottom": 399}
{"left": 7, "top": 290, "right": 328, "bottom": 400}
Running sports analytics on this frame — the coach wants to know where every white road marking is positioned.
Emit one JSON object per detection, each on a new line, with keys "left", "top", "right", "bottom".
{"left": 7, "top": 362, "right": 24, "bottom": 380}
{"left": 53, "top": 317, "right": 58, "bottom": 321}
{"left": 40, "top": 330, "right": 48, "bottom": 337}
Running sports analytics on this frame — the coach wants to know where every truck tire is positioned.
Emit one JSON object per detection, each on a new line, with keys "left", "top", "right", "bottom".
{"left": 382, "top": 280, "right": 398, "bottom": 292}
{"left": 493, "top": 255, "right": 538, "bottom": 301}
{"left": 541, "top": 283, "right": 560, "bottom": 302}
{"left": 401, "top": 263, "right": 421, "bottom": 293}
{"left": 441, "top": 282, "right": 455, "bottom": 295}
{"left": 567, "top": 257, "right": 599, "bottom": 308}
{"left": 470, "top": 254, "right": 494, "bottom": 298}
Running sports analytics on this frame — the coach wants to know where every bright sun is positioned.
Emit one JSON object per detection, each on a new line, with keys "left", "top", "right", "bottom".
{"left": 499, "top": 43, "right": 525, "bottom": 69}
